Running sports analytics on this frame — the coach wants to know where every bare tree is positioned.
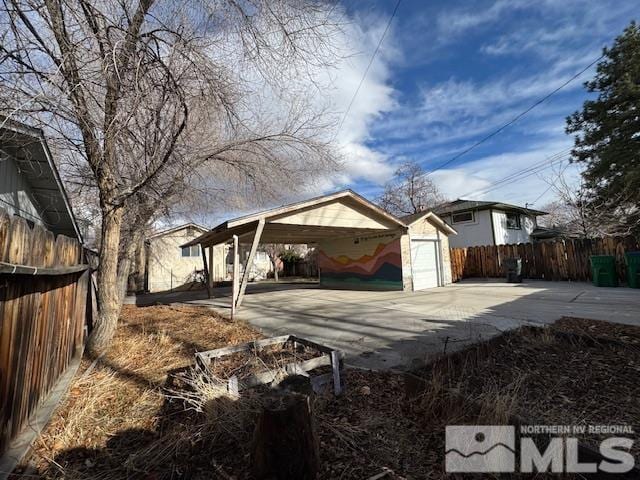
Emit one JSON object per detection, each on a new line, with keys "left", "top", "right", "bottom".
{"left": 263, "top": 244, "right": 284, "bottom": 282}
{"left": 378, "top": 161, "right": 446, "bottom": 217}
{"left": 1, "top": 0, "right": 341, "bottom": 353}
{"left": 539, "top": 164, "right": 633, "bottom": 238}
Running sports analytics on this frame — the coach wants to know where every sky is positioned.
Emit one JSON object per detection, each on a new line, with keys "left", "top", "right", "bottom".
{"left": 327, "top": 0, "right": 638, "bottom": 208}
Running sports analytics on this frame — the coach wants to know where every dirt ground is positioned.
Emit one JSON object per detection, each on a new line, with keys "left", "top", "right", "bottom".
{"left": 413, "top": 316, "right": 640, "bottom": 461}
{"left": 13, "top": 306, "right": 640, "bottom": 479}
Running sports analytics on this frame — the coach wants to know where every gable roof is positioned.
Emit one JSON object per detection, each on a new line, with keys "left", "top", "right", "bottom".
{"left": 147, "top": 222, "right": 208, "bottom": 240}
{"left": 0, "top": 117, "right": 83, "bottom": 241}
{"left": 399, "top": 210, "right": 457, "bottom": 235}
{"left": 184, "top": 189, "right": 407, "bottom": 247}
{"left": 220, "top": 189, "right": 404, "bottom": 230}
{"left": 433, "top": 199, "right": 547, "bottom": 217}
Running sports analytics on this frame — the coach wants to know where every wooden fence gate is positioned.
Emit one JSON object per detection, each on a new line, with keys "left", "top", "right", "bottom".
{"left": 0, "top": 208, "right": 90, "bottom": 457}
{"left": 450, "top": 237, "right": 639, "bottom": 283}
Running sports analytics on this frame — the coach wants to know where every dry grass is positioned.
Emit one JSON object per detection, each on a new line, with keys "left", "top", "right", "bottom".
{"left": 19, "top": 305, "right": 261, "bottom": 479}
{"left": 17, "top": 303, "right": 521, "bottom": 479}
{"left": 17, "top": 308, "right": 638, "bottom": 479}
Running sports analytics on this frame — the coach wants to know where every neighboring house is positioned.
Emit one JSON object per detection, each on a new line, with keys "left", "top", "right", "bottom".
{"left": 434, "top": 199, "right": 547, "bottom": 248}
{"left": 145, "top": 223, "right": 208, "bottom": 292}
{"left": 0, "top": 117, "right": 82, "bottom": 241}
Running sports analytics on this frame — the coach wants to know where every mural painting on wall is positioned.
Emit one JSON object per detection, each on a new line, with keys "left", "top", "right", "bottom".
{"left": 317, "top": 233, "right": 402, "bottom": 290}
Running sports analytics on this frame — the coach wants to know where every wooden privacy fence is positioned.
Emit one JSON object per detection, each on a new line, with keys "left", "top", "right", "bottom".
{"left": 450, "top": 237, "right": 640, "bottom": 283}
{"left": 0, "top": 208, "right": 90, "bottom": 457}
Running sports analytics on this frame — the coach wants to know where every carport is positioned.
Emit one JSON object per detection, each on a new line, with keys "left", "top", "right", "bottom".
{"left": 183, "top": 189, "right": 455, "bottom": 316}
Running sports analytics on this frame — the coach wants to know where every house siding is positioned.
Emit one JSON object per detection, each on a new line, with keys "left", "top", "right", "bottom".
{"left": 445, "top": 210, "right": 494, "bottom": 248}
{"left": 147, "top": 228, "right": 208, "bottom": 292}
{"left": 0, "top": 156, "right": 45, "bottom": 226}
{"left": 491, "top": 210, "right": 536, "bottom": 245}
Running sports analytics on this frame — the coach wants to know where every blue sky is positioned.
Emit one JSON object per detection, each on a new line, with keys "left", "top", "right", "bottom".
{"left": 331, "top": 0, "right": 638, "bottom": 207}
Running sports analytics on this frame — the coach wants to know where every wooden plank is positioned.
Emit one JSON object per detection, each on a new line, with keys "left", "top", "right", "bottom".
{"left": 231, "top": 235, "right": 239, "bottom": 319}
{"left": 0, "top": 210, "right": 10, "bottom": 262}
{"left": 200, "top": 245, "right": 211, "bottom": 299}
{"left": 290, "top": 336, "right": 342, "bottom": 355}
{"left": 241, "top": 355, "right": 332, "bottom": 390}
{"left": 236, "top": 218, "right": 265, "bottom": 309}
{"left": 196, "top": 336, "right": 344, "bottom": 396}
{"left": 196, "top": 335, "right": 293, "bottom": 360}
{"left": 0, "top": 262, "right": 88, "bottom": 276}
{"left": 331, "top": 350, "right": 342, "bottom": 396}
{"left": 0, "top": 208, "right": 89, "bottom": 457}
{"left": 449, "top": 236, "right": 639, "bottom": 283}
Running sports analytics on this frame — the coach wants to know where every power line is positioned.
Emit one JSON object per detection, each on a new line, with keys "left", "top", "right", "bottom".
{"left": 460, "top": 148, "right": 570, "bottom": 196}
{"left": 333, "top": 0, "right": 402, "bottom": 140}
{"left": 465, "top": 156, "right": 569, "bottom": 198}
{"left": 423, "top": 53, "right": 605, "bottom": 177}
{"left": 459, "top": 149, "right": 572, "bottom": 198}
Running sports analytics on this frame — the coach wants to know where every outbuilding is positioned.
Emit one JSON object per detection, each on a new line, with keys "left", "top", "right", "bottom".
{"left": 184, "top": 190, "right": 455, "bottom": 312}
{"left": 144, "top": 223, "right": 208, "bottom": 292}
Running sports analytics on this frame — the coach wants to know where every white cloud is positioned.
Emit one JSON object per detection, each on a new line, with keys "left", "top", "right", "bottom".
{"left": 430, "top": 140, "right": 578, "bottom": 207}
{"left": 437, "top": 0, "right": 525, "bottom": 36}
{"left": 327, "top": 11, "right": 400, "bottom": 187}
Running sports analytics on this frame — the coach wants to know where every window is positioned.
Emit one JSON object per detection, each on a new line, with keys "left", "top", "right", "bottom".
{"left": 181, "top": 245, "right": 200, "bottom": 257}
{"left": 452, "top": 211, "right": 474, "bottom": 224}
{"left": 506, "top": 213, "right": 521, "bottom": 230}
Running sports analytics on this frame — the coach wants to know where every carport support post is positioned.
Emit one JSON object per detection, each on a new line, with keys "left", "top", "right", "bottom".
{"left": 208, "top": 245, "right": 214, "bottom": 291}
{"left": 236, "top": 218, "right": 265, "bottom": 310}
{"left": 200, "top": 244, "right": 211, "bottom": 298}
{"left": 231, "top": 235, "right": 239, "bottom": 319}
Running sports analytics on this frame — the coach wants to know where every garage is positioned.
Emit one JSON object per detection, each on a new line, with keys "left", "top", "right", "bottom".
{"left": 410, "top": 239, "right": 441, "bottom": 290}
{"left": 183, "top": 190, "right": 456, "bottom": 313}
{"left": 401, "top": 210, "right": 456, "bottom": 291}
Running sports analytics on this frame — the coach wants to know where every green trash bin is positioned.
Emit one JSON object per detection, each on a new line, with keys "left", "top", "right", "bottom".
{"left": 625, "top": 252, "right": 640, "bottom": 289}
{"left": 590, "top": 255, "right": 618, "bottom": 287}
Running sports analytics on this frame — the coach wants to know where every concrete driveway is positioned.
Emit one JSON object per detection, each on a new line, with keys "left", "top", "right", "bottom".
{"left": 128, "top": 280, "right": 640, "bottom": 370}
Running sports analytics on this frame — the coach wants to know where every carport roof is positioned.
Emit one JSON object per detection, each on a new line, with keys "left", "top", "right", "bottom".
{"left": 184, "top": 189, "right": 407, "bottom": 247}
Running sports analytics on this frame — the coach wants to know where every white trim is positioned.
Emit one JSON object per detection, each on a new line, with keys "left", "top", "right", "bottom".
{"left": 148, "top": 222, "right": 208, "bottom": 240}
{"left": 402, "top": 210, "right": 458, "bottom": 235}
{"left": 452, "top": 211, "right": 475, "bottom": 224}
{"left": 410, "top": 238, "right": 442, "bottom": 290}
{"left": 226, "top": 189, "right": 405, "bottom": 229}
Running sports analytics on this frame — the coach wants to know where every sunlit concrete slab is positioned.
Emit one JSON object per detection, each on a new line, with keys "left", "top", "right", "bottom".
{"left": 127, "top": 279, "right": 640, "bottom": 370}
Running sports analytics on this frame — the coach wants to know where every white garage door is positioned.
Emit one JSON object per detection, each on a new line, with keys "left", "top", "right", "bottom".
{"left": 410, "top": 240, "right": 440, "bottom": 290}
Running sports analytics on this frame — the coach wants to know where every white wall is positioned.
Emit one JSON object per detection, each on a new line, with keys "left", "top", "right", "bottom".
{"left": 407, "top": 216, "right": 453, "bottom": 286}
{"left": 147, "top": 227, "right": 208, "bottom": 292}
{"left": 0, "top": 156, "right": 45, "bottom": 226}
{"left": 221, "top": 245, "right": 274, "bottom": 281}
{"left": 445, "top": 210, "right": 495, "bottom": 248}
{"left": 491, "top": 210, "right": 536, "bottom": 245}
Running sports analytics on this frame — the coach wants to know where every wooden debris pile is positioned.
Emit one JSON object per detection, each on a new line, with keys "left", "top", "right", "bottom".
{"left": 195, "top": 335, "right": 344, "bottom": 396}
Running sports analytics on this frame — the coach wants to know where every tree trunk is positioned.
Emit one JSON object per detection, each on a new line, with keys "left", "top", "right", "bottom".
{"left": 270, "top": 257, "right": 279, "bottom": 282}
{"left": 116, "top": 228, "right": 144, "bottom": 306}
{"left": 87, "top": 205, "right": 124, "bottom": 355}
{"left": 251, "top": 390, "right": 319, "bottom": 480}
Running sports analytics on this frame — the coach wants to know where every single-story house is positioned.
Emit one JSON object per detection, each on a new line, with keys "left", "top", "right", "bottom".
{"left": 144, "top": 223, "right": 208, "bottom": 292}
{"left": 0, "top": 117, "right": 82, "bottom": 241}
{"left": 183, "top": 190, "right": 456, "bottom": 310}
{"left": 434, "top": 199, "right": 547, "bottom": 248}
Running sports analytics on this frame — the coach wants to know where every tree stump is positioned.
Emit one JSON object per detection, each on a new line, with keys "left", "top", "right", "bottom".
{"left": 251, "top": 387, "right": 319, "bottom": 479}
